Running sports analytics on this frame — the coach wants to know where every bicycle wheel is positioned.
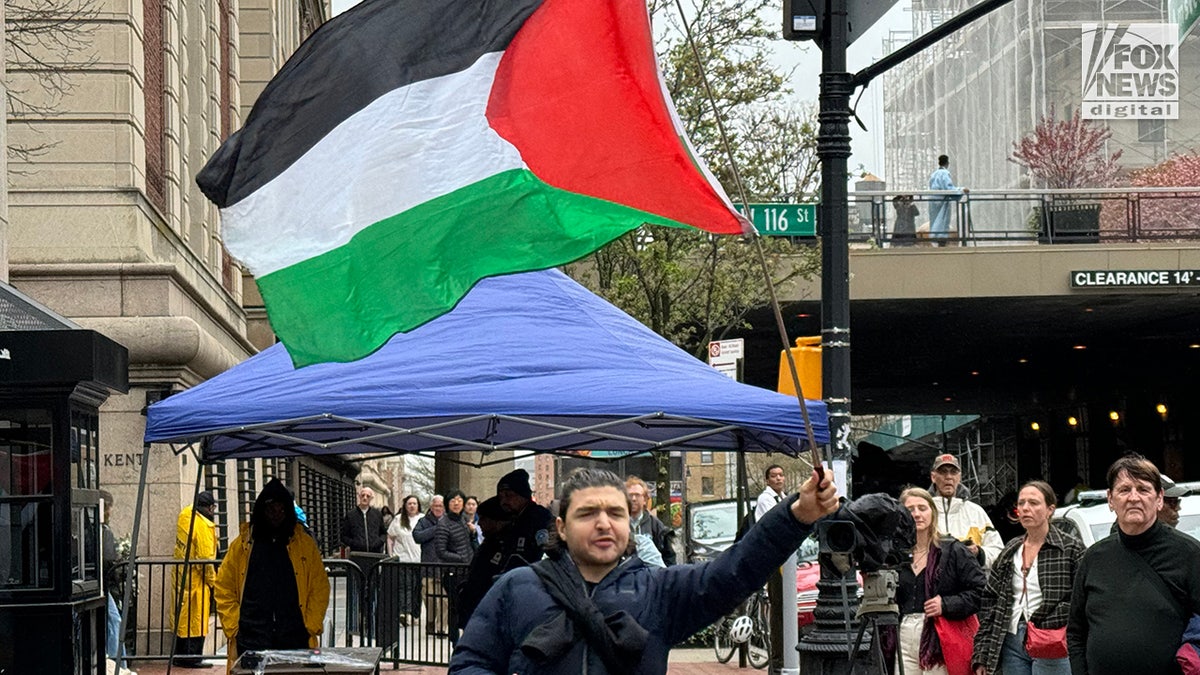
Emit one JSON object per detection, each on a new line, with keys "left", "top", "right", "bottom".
{"left": 713, "top": 614, "right": 737, "bottom": 663}
{"left": 747, "top": 596, "right": 772, "bottom": 669}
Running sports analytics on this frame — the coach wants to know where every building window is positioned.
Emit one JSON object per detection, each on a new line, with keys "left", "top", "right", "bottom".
{"left": 699, "top": 451, "right": 713, "bottom": 465}
{"left": 70, "top": 410, "right": 99, "bottom": 490}
{"left": 143, "top": 0, "right": 166, "bottom": 212}
{"left": 204, "top": 462, "right": 229, "bottom": 553}
{"left": 701, "top": 476, "right": 715, "bottom": 497}
{"left": 298, "top": 463, "right": 355, "bottom": 556}
{"left": 1138, "top": 119, "right": 1165, "bottom": 143}
{"left": 0, "top": 408, "right": 55, "bottom": 589}
{"left": 236, "top": 459, "right": 256, "bottom": 525}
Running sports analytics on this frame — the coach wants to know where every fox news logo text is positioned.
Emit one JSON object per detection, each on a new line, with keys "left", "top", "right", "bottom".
{"left": 1082, "top": 23, "right": 1178, "bottom": 119}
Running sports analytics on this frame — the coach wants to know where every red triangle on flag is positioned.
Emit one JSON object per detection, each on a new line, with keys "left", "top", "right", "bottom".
{"left": 486, "top": 0, "right": 748, "bottom": 235}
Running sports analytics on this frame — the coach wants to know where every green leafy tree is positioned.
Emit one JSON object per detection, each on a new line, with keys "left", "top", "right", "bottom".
{"left": 566, "top": 0, "right": 821, "bottom": 517}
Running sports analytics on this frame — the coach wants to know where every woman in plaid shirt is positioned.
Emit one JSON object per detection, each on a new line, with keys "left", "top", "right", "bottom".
{"left": 971, "top": 481, "right": 1084, "bottom": 675}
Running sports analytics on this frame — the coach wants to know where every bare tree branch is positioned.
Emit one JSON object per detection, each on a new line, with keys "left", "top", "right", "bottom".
{"left": 5, "top": 0, "right": 102, "bottom": 163}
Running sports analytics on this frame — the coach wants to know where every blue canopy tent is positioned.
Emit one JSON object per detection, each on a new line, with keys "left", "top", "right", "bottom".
{"left": 132, "top": 269, "right": 827, "bottom": 670}
{"left": 144, "top": 269, "right": 827, "bottom": 460}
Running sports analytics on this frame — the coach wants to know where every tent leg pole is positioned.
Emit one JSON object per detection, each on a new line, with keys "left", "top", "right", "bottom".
{"left": 167, "top": 450, "right": 206, "bottom": 675}
{"left": 115, "top": 441, "right": 153, "bottom": 671}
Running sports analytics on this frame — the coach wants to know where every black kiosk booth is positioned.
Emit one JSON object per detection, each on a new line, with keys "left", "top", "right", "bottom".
{"left": 0, "top": 283, "right": 128, "bottom": 674}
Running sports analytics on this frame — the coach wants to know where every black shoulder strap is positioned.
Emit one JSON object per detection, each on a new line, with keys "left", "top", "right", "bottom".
{"left": 1120, "top": 542, "right": 1187, "bottom": 619}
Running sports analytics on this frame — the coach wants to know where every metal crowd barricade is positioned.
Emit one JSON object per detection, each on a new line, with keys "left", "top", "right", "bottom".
{"left": 322, "top": 558, "right": 368, "bottom": 649}
{"left": 370, "top": 559, "right": 470, "bottom": 667}
{"left": 121, "top": 557, "right": 367, "bottom": 665}
{"left": 121, "top": 556, "right": 230, "bottom": 664}
{"left": 121, "top": 555, "right": 468, "bottom": 667}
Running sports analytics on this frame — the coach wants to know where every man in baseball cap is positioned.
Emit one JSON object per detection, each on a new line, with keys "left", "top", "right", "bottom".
{"left": 1160, "top": 474, "right": 1188, "bottom": 528}
{"left": 929, "top": 453, "right": 1003, "bottom": 568}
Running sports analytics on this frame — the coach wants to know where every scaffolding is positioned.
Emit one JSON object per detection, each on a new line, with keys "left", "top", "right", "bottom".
{"left": 956, "top": 424, "right": 1019, "bottom": 506}
{"left": 881, "top": 0, "right": 1200, "bottom": 201}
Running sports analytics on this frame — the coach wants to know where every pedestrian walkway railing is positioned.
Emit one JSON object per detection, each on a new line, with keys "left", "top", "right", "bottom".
{"left": 117, "top": 556, "right": 468, "bottom": 667}
{"left": 847, "top": 186, "right": 1200, "bottom": 247}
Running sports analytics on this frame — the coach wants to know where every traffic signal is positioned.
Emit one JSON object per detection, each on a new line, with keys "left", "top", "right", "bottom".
{"left": 777, "top": 336, "right": 822, "bottom": 399}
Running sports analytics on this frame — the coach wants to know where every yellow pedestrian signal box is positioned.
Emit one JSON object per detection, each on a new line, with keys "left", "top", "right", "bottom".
{"left": 777, "top": 336, "right": 821, "bottom": 399}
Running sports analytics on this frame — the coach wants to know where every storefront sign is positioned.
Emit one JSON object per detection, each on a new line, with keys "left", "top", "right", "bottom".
{"left": 1071, "top": 269, "right": 1200, "bottom": 287}
{"left": 1083, "top": 23, "right": 1179, "bottom": 119}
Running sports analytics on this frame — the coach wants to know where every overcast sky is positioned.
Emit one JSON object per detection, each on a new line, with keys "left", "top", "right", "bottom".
{"left": 327, "top": 0, "right": 913, "bottom": 183}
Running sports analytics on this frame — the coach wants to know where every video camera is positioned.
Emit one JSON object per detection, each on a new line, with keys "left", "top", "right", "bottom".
{"left": 815, "top": 493, "right": 916, "bottom": 618}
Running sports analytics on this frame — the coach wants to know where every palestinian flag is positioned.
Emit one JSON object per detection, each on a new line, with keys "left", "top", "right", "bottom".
{"left": 198, "top": 0, "right": 749, "bottom": 367}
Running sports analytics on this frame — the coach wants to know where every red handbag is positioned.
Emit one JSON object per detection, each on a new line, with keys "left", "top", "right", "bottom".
{"left": 934, "top": 615, "right": 980, "bottom": 675}
{"left": 1025, "top": 622, "right": 1068, "bottom": 659}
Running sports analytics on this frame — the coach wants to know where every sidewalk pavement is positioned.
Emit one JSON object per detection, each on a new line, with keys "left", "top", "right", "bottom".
{"left": 129, "top": 648, "right": 754, "bottom": 674}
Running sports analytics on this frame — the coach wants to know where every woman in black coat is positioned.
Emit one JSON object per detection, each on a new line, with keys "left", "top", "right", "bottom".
{"left": 435, "top": 488, "right": 474, "bottom": 644}
{"left": 895, "top": 486, "right": 987, "bottom": 675}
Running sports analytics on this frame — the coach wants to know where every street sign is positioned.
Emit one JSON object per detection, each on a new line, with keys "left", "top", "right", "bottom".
{"left": 1071, "top": 269, "right": 1200, "bottom": 288}
{"left": 708, "top": 338, "right": 744, "bottom": 361}
{"left": 708, "top": 338, "right": 744, "bottom": 381}
{"left": 741, "top": 203, "right": 817, "bottom": 237}
{"left": 784, "top": 0, "right": 900, "bottom": 45}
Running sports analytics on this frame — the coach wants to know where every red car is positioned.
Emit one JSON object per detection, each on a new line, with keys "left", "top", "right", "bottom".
{"left": 795, "top": 536, "right": 821, "bottom": 629}
{"left": 684, "top": 500, "right": 851, "bottom": 630}
{"left": 795, "top": 535, "right": 864, "bottom": 631}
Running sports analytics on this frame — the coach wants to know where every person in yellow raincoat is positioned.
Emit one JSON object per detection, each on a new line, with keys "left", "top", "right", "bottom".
{"left": 216, "top": 478, "right": 329, "bottom": 674}
{"left": 173, "top": 491, "right": 219, "bottom": 668}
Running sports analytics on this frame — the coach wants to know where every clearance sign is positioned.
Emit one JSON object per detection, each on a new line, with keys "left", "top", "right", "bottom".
{"left": 1082, "top": 23, "right": 1179, "bottom": 119}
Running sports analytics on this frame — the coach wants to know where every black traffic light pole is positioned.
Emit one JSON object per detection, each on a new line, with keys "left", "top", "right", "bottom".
{"left": 794, "top": 0, "right": 1015, "bottom": 671}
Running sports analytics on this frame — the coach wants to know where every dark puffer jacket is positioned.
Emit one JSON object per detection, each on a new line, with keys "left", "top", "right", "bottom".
{"left": 436, "top": 511, "right": 475, "bottom": 564}
{"left": 448, "top": 495, "right": 813, "bottom": 674}
{"left": 413, "top": 510, "right": 440, "bottom": 563}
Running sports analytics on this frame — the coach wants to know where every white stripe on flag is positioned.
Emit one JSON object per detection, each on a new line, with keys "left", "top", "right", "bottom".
{"left": 222, "top": 52, "right": 527, "bottom": 276}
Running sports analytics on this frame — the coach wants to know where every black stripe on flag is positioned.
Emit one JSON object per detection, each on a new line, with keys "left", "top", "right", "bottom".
{"left": 197, "top": 0, "right": 542, "bottom": 208}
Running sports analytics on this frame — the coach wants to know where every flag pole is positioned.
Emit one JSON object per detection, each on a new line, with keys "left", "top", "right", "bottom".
{"left": 671, "top": 0, "right": 823, "bottom": 468}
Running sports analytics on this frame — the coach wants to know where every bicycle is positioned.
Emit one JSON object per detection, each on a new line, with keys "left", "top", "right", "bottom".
{"left": 712, "top": 587, "right": 771, "bottom": 669}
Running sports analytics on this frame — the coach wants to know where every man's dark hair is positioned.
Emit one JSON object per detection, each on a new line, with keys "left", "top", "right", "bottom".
{"left": 938, "top": 154, "right": 949, "bottom": 167}
{"left": 558, "top": 468, "right": 629, "bottom": 520}
{"left": 764, "top": 464, "right": 784, "bottom": 480}
{"left": 547, "top": 468, "right": 633, "bottom": 558}
{"left": 446, "top": 488, "right": 467, "bottom": 504}
{"left": 1020, "top": 480, "right": 1057, "bottom": 508}
{"left": 1106, "top": 454, "right": 1162, "bottom": 493}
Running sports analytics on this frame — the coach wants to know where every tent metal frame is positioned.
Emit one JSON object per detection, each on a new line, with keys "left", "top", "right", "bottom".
{"left": 155, "top": 411, "right": 804, "bottom": 462}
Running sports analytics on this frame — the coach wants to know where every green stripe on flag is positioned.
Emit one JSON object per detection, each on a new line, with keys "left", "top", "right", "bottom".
{"left": 257, "top": 169, "right": 686, "bottom": 367}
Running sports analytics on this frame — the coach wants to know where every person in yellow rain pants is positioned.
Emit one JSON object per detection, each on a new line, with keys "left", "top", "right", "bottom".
{"left": 173, "top": 491, "right": 219, "bottom": 668}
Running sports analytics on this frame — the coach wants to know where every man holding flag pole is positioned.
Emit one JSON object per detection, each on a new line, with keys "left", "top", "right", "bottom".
{"left": 197, "top": 0, "right": 830, "bottom": 671}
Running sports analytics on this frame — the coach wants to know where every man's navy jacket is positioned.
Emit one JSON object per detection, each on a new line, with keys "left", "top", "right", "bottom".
{"left": 448, "top": 494, "right": 813, "bottom": 674}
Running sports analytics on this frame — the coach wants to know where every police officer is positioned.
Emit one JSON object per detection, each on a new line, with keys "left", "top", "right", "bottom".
{"left": 495, "top": 469, "right": 555, "bottom": 566}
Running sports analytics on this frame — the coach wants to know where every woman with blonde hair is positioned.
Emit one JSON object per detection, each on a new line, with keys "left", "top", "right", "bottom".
{"left": 971, "top": 481, "right": 1082, "bottom": 675}
{"left": 896, "top": 486, "right": 986, "bottom": 675}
